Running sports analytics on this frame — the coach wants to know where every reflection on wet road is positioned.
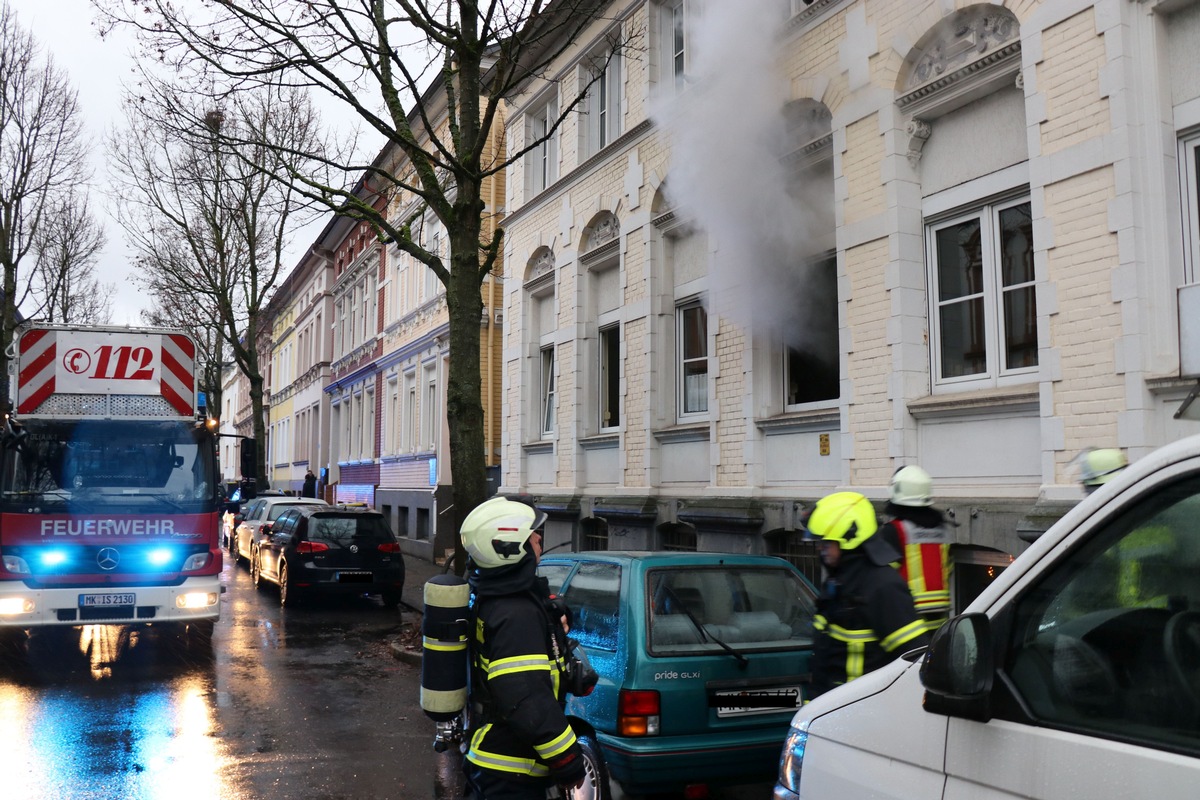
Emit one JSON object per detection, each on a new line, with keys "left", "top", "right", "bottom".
{"left": 0, "top": 626, "right": 226, "bottom": 799}
{"left": 0, "top": 557, "right": 430, "bottom": 800}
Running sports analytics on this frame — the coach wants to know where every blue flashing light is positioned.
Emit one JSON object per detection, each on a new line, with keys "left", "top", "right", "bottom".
{"left": 147, "top": 548, "right": 175, "bottom": 567}
{"left": 40, "top": 550, "right": 69, "bottom": 568}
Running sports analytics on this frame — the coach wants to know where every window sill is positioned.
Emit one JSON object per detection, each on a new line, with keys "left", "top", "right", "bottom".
{"left": 908, "top": 385, "right": 1038, "bottom": 419}
{"left": 652, "top": 421, "right": 710, "bottom": 444}
{"left": 580, "top": 433, "right": 620, "bottom": 450}
{"left": 757, "top": 407, "right": 840, "bottom": 435}
{"left": 523, "top": 440, "right": 554, "bottom": 455}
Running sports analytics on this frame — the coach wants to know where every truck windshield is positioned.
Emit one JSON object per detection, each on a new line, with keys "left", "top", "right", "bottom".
{"left": 0, "top": 419, "right": 216, "bottom": 513}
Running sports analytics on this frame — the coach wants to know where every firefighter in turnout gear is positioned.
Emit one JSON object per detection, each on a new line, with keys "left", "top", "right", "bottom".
{"left": 806, "top": 492, "right": 931, "bottom": 699}
{"left": 879, "top": 465, "right": 955, "bottom": 634}
{"left": 461, "top": 496, "right": 587, "bottom": 799}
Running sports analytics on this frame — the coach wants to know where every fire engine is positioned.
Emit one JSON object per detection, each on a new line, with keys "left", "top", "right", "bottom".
{"left": 0, "top": 323, "right": 223, "bottom": 644}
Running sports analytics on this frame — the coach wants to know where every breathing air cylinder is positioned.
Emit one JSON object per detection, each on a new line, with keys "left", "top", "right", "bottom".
{"left": 420, "top": 573, "right": 471, "bottom": 723}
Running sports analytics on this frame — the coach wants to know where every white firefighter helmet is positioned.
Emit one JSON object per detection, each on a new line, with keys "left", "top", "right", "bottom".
{"left": 460, "top": 496, "right": 547, "bottom": 569}
{"left": 890, "top": 465, "right": 933, "bottom": 507}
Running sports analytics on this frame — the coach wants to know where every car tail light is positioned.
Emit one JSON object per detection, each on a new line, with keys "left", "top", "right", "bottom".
{"left": 295, "top": 541, "right": 329, "bottom": 554}
{"left": 618, "top": 689, "right": 660, "bottom": 736}
{"left": 377, "top": 542, "right": 402, "bottom": 553}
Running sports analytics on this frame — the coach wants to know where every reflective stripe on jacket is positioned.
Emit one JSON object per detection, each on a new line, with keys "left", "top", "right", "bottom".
{"left": 886, "top": 519, "right": 953, "bottom": 617}
{"left": 466, "top": 588, "right": 579, "bottom": 779}
{"left": 810, "top": 554, "right": 930, "bottom": 698}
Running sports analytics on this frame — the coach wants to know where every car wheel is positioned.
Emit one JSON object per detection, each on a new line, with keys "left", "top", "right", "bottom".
{"left": 251, "top": 550, "right": 264, "bottom": 590}
{"left": 575, "top": 732, "right": 611, "bottom": 800}
{"left": 280, "top": 563, "right": 300, "bottom": 607}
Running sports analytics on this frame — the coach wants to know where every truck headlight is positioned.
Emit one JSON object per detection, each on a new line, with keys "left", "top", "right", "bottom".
{"left": 2, "top": 555, "right": 31, "bottom": 575}
{"left": 181, "top": 553, "right": 210, "bottom": 571}
{"left": 777, "top": 720, "right": 810, "bottom": 795}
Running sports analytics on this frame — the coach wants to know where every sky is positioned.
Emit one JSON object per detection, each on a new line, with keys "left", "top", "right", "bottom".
{"left": 8, "top": 0, "right": 150, "bottom": 324}
{"left": 6, "top": 0, "right": 330, "bottom": 326}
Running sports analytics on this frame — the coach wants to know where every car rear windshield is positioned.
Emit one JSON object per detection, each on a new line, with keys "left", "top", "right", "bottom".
{"left": 308, "top": 514, "right": 394, "bottom": 545}
{"left": 648, "top": 566, "right": 815, "bottom": 654}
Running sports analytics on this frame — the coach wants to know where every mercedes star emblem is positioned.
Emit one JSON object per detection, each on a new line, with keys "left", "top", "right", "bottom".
{"left": 349, "top": 544, "right": 359, "bottom": 554}
{"left": 97, "top": 547, "right": 120, "bottom": 571}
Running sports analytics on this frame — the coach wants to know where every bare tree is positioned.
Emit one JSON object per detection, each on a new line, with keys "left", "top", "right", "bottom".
{"left": 0, "top": 3, "right": 91, "bottom": 409}
{"left": 31, "top": 189, "right": 113, "bottom": 325}
{"left": 95, "top": 0, "right": 628, "bottom": 569}
{"left": 107, "top": 83, "right": 325, "bottom": 490}
{"left": 139, "top": 283, "right": 228, "bottom": 429}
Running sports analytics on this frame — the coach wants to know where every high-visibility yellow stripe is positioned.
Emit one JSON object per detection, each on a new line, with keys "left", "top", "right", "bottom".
{"left": 880, "top": 619, "right": 927, "bottom": 651}
{"left": 533, "top": 725, "right": 577, "bottom": 760}
{"left": 845, "top": 640, "right": 865, "bottom": 681}
{"left": 423, "top": 636, "right": 467, "bottom": 652}
{"left": 487, "top": 654, "right": 553, "bottom": 679}
{"left": 467, "top": 725, "right": 552, "bottom": 776}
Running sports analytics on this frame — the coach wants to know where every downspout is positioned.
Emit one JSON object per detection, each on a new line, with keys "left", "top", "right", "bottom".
{"left": 486, "top": 124, "right": 500, "bottom": 469}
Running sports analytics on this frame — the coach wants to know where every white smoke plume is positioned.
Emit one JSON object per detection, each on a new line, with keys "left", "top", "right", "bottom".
{"left": 651, "top": 0, "right": 830, "bottom": 344}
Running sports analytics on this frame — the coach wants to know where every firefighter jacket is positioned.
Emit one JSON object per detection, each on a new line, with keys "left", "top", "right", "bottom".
{"left": 466, "top": 556, "right": 581, "bottom": 783}
{"left": 810, "top": 548, "right": 930, "bottom": 699}
{"left": 880, "top": 503, "right": 954, "bottom": 626}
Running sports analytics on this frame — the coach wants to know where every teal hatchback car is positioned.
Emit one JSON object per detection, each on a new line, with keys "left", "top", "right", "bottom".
{"left": 538, "top": 551, "right": 818, "bottom": 798}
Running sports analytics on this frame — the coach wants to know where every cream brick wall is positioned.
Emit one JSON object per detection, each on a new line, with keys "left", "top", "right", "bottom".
{"left": 844, "top": 237, "right": 891, "bottom": 488}
{"left": 1038, "top": 8, "right": 1110, "bottom": 156}
{"left": 715, "top": 317, "right": 748, "bottom": 486}
{"left": 842, "top": 113, "right": 885, "bottom": 226}
{"left": 1045, "top": 166, "right": 1122, "bottom": 477}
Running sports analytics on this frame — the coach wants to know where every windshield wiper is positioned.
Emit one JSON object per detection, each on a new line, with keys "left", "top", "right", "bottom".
{"left": 661, "top": 584, "right": 749, "bottom": 669}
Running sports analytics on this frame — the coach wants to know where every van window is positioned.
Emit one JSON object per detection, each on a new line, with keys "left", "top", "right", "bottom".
{"left": 648, "top": 567, "right": 815, "bottom": 654}
{"left": 561, "top": 562, "right": 621, "bottom": 651}
{"left": 1004, "top": 475, "right": 1200, "bottom": 753}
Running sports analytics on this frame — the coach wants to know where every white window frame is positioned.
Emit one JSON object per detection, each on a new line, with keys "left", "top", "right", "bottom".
{"left": 599, "top": 323, "right": 621, "bottom": 431}
{"left": 541, "top": 346, "right": 557, "bottom": 436}
{"left": 404, "top": 372, "right": 417, "bottom": 454}
{"left": 1180, "top": 132, "right": 1200, "bottom": 286}
{"left": 581, "top": 47, "right": 622, "bottom": 159}
{"left": 421, "top": 363, "right": 438, "bottom": 452}
{"left": 676, "top": 300, "right": 709, "bottom": 419}
{"left": 364, "top": 386, "right": 375, "bottom": 461}
{"left": 927, "top": 194, "right": 1037, "bottom": 390}
{"left": 525, "top": 94, "right": 559, "bottom": 197}
{"left": 656, "top": 0, "right": 700, "bottom": 95}
{"left": 424, "top": 228, "right": 441, "bottom": 302}
{"left": 386, "top": 377, "right": 399, "bottom": 456}
{"left": 784, "top": 252, "right": 840, "bottom": 410}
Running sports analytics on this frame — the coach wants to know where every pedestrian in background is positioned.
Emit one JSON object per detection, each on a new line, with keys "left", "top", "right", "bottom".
{"left": 805, "top": 491, "right": 930, "bottom": 699}
{"left": 302, "top": 469, "right": 317, "bottom": 498}
{"left": 879, "top": 465, "right": 954, "bottom": 634}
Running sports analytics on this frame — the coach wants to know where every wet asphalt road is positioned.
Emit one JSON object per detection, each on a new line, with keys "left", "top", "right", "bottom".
{"left": 0, "top": 553, "right": 436, "bottom": 800}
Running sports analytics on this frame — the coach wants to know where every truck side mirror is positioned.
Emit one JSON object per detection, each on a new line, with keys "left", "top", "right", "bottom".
{"left": 920, "top": 612, "right": 994, "bottom": 722}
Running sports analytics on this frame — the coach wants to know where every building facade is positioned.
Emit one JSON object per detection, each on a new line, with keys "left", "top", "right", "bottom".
{"left": 262, "top": 234, "right": 337, "bottom": 496}
{"left": 498, "top": 0, "right": 1200, "bottom": 582}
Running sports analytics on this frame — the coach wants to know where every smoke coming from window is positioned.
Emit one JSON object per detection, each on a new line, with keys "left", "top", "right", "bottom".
{"left": 650, "top": 0, "right": 833, "bottom": 350}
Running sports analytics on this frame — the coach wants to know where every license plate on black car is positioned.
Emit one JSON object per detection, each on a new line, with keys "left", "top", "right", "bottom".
{"left": 337, "top": 571, "right": 372, "bottom": 583}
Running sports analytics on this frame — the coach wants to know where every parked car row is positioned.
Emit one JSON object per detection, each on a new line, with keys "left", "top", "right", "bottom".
{"left": 223, "top": 495, "right": 405, "bottom": 610}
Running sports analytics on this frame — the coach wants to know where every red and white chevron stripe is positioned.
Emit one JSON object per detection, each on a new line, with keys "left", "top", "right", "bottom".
{"left": 14, "top": 327, "right": 197, "bottom": 417}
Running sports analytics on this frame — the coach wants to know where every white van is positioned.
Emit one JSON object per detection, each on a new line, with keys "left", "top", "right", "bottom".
{"left": 774, "top": 433, "right": 1200, "bottom": 799}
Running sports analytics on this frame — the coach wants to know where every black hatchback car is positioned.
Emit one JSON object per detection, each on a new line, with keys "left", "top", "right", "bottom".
{"left": 251, "top": 505, "right": 405, "bottom": 608}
